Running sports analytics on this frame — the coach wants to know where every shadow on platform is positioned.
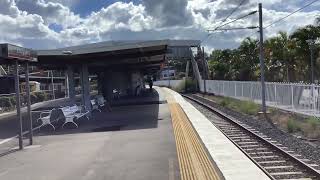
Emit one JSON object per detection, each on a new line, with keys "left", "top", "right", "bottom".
{"left": 33, "top": 88, "right": 164, "bottom": 137}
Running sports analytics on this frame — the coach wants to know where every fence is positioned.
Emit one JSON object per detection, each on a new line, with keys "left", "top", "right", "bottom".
{"left": 155, "top": 79, "right": 320, "bottom": 117}
{"left": 153, "top": 80, "right": 183, "bottom": 89}
{"left": 200, "top": 80, "right": 320, "bottom": 117}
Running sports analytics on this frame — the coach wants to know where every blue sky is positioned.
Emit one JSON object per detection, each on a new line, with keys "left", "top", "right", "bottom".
{"left": 72, "top": 0, "right": 120, "bottom": 17}
{"left": 67, "top": 0, "right": 141, "bottom": 17}
{"left": 0, "top": 0, "right": 319, "bottom": 51}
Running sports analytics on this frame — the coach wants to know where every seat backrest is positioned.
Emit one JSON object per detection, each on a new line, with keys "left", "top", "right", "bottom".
{"left": 69, "top": 105, "right": 78, "bottom": 112}
{"left": 49, "top": 108, "right": 61, "bottom": 121}
{"left": 97, "top": 96, "right": 105, "bottom": 105}
{"left": 91, "top": 99, "right": 96, "bottom": 105}
{"left": 61, "top": 107, "right": 70, "bottom": 112}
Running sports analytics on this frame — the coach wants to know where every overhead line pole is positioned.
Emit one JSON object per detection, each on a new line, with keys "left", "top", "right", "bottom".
{"left": 258, "top": 3, "right": 267, "bottom": 114}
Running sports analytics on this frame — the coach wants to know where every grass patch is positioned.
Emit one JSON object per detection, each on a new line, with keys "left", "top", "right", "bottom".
{"left": 301, "top": 117, "right": 320, "bottom": 138}
{"left": 216, "top": 96, "right": 259, "bottom": 115}
{"left": 202, "top": 94, "right": 320, "bottom": 139}
{"left": 220, "top": 97, "right": 232, "bottom": 107}
{"left": 238, "top": 101, "right": 260, "bottom": 115}
{"left": 287, "top": 119, "right": 301, "bottom": 133}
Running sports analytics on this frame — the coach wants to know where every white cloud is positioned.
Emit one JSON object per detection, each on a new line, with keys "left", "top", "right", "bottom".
{"left": 16, "top": 0, "right": 82, "bottom": 28}
{"left": 0, "top": 0, "right": 319, "bottom": 51}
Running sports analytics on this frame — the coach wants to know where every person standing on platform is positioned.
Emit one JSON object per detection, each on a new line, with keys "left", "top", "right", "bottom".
{"left": 147, "top": 76, "right": 153, "bottom": 92}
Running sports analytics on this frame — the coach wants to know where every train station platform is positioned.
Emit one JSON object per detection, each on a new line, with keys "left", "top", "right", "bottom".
{"left": 0, "top": 87, "right": 270, "bottom": 180}
{"left": 163, "top": 88, "right": 270, "bottom": 180}
{"left": 0, "top": 88, "right": 179, "bottom": 180}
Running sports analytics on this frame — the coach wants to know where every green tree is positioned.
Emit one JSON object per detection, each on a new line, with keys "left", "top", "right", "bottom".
{"left": 290, "top": 25, "right": 320, "bottom": 82}
{"left": 236, "top": 37, "right": 259, "bottom": 81}
{"left": 265, "top": 32, "right": 297, "bottom": 82}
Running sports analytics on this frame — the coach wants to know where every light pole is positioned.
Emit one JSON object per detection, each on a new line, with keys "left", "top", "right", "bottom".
{"left": 259, "top": 3, "right": 267, "bottom": 114}
{"left": 306, "top": 39, "right": 315, "bottom": 84}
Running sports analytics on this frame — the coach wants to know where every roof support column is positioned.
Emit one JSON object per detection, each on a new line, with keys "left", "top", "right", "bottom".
{"left": 67, "top": 66, "right": 75, "bottom": 104}
{"left": 80, "top": 64, "right": 92, "bottom": 114}
{"left": 104, "top": 70, "right": 113, "bottom": 102}
{"left": 14, "top": 60, "right": 23, "bottom": 150}
{"left": 25, "top": 62, "right": 33, "bottom": 145}
{"left": 190, "top": 49, "right": 201, "bottom": 91}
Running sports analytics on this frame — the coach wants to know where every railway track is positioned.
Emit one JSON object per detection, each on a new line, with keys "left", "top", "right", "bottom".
{"left": 183, "top": 94, "right": 320, "bottom": 180}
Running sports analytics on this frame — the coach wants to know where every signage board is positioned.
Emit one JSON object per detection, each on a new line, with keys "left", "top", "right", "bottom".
{"left": 0, "top": 44, "right": 37, "bottom": 62}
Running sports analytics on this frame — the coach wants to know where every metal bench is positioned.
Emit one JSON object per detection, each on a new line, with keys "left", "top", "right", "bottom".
{"left": 95, "top": 95, "right": 112, "bottom": 112}
{"left": 61, "top": 105, "right": 90, "bottom": 128}
{"left": 91, "top": 99, "right": 101, "bottom": 112}
{"left": 36, "top": 108, "right": 59, "bottom": 130}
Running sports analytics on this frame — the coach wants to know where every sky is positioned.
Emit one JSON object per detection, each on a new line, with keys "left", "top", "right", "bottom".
{"left": 0, "top": 0, "right": 319, "bottom": 52}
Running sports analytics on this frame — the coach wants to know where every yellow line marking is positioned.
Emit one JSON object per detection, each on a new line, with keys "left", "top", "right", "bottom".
{"left": 168, "top": 102, "right": 221, "bottom": 180}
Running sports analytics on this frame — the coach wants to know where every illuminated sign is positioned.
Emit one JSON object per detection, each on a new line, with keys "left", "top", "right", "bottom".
{"left": 0, "top": 44, "right": 37, "bottom": 62}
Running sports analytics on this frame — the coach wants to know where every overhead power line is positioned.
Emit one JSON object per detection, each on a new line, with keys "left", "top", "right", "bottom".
{"left": 202, "top": 0, "right": 248, "bottom": 43}
{"left": 202, "top": 11, "right": 257, "bottom": 43}
{"left": 208, "top": 10, "right": 258, "bottom": 32}
{"left": 246, "top": 0, "right": 320, "bottom": 38}
{"left": 217, "top": 0, "right": 247, "bottom": 26}
{"left": 264, "top": 0, "right": 320, "bottom": 29}
{"left": 214, "top": 26, "right": 258, "bottom": 31}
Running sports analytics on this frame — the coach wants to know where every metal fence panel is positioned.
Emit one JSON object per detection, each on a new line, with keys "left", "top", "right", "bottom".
{"left": 203, "top": 80, "right": 320, "bottom": 117}
{"left": 154, "top": 79, "right": 320, "bottom": 117}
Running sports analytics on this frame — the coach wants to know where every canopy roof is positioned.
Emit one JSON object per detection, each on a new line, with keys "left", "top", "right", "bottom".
{"left": 36, "top": 40, "right": 200, "bottom": 71}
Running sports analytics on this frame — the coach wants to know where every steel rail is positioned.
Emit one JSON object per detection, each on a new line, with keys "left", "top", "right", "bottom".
{"left": 182, "top": 94, "right": 320, "bottom": 180}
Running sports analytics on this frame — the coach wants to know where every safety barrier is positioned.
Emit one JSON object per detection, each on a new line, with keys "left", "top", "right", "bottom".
{"left": 200, "top": 80, "right": 320, "bottom": 117}
{"left": 153, "top": 80, "right": 183, "bottom": 89}
{"left": 155, "top": 79, "right": 320, "bottom": 117}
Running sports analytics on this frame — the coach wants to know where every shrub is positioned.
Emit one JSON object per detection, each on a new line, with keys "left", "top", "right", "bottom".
{"left": 35, "top": 92, "right": 47, "bottom": 101}
{"left": 238, "top": 101, "right": 259, "bottom": 115}
{"left": 0, "top": 97, "right": 12, "bottom": 108}
{"left": 30, "top": 92, "right": 48, "bottom": 104}
{"left": 287, "top": 119, "right": 301, "bottom": 133}
{"left": 300, "top": 117, "right": 320, "bottom": 138}
{"left": 220, "top": 97, "right": 232, "bottom": 107}
{"left": 174, "top": 78, "right": 197, "bottom": 93}
{"left": 306, "top": 117, "right": 320, "bottom": 131}
{"left": 30, "top": 93, "right": 38, "bottom": 104}
{"left": 9, "top": 96, "right": 16, "bottom": 106}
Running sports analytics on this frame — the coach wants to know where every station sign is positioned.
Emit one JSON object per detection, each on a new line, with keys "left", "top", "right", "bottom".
{"left": 0, "top": 44, "right": 37, "bottom": 62}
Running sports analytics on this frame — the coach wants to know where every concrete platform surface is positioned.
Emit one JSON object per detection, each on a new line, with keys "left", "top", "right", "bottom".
{"left": 164, "top": 88, "right": 271, "bottom": 180}
{"left": 0, "top": 89, "right": 180, "bottom": 180}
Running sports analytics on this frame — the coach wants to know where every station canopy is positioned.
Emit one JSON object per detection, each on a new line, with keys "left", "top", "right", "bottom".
{"left": 36, "top": 39, "right": 200, "bottom": 71}
{"left": 0, "top": 44, "right": 37, "bottom": 64}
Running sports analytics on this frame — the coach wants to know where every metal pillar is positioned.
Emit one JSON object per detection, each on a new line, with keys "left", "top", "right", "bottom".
{"left": 202, "top": 47, "right": 207, "bottom": 94}
{"left": 190, "top": 49, "right": 202, "bottom": 91}
{"left": 259, "top": 3, "right": 267, "bottom": 113}
{"left": 185, "top": 60, "right": 190, "bottom": 92}
{"left": 25, "top": 62, "right": 32, "bottom": 145}
{"left": 310, "top": 45, "right": 315, "bottom": 84}
{"left": 67, "top": 66, "right": 76, "bottom": 104}
{"left": 104, "top": 70, "right": 113, "bottom": 101}
{"left": 80, "top": 64, "right": 92, "bottom": 114}
{"left": 51, "top": 70, "right": 55, "bottom": 99}
{"left": 65, "top": 71, "right": 69, "bottom": 98}
{"left": 14, "top": 60, "right": 23, "bottom": 150}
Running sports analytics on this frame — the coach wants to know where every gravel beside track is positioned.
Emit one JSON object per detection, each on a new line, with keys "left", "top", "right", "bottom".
{"left": 185, "top": 94, "right": 320, "bottom": 179}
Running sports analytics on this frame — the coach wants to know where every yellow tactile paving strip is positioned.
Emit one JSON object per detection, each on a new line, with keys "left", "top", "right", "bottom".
{"left": 168, "top": 99, "right": 221, "bottom": 180}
